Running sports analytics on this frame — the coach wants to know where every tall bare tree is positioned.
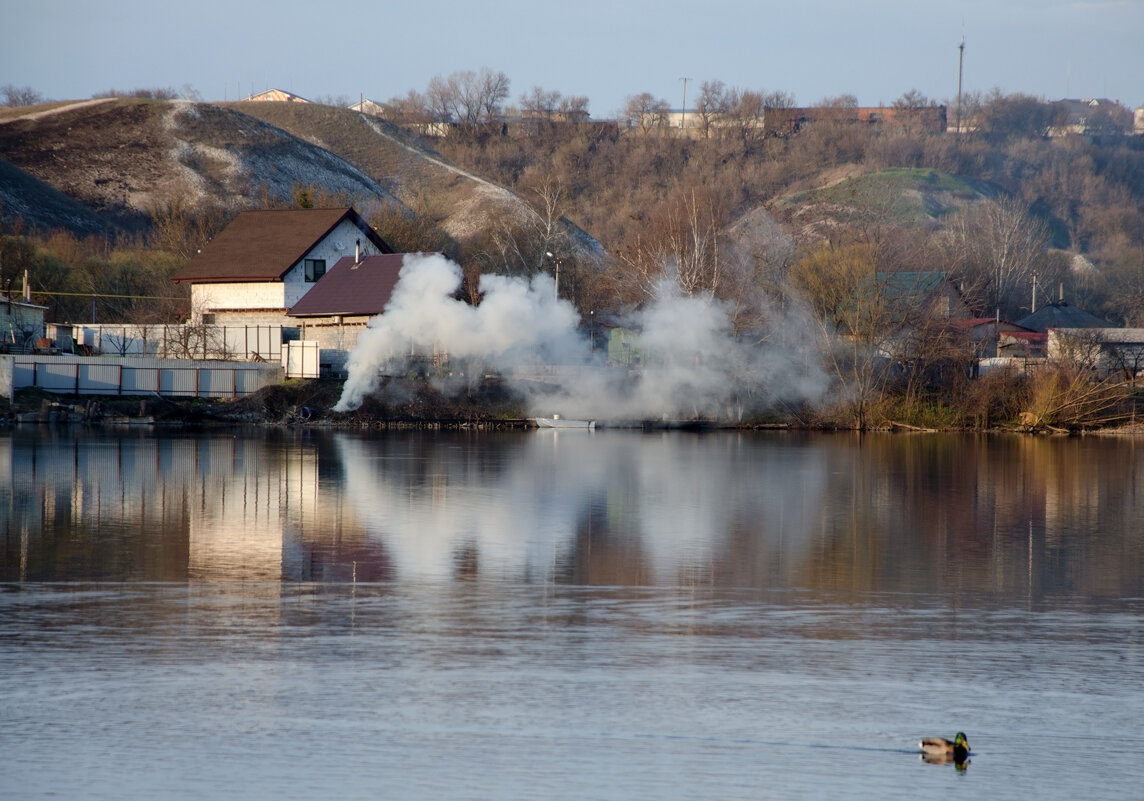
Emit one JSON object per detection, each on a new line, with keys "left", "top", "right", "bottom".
{"left": 614, "top": 183, "right": 728, "bottom": 300}
{"left": 945, "top": 195, "right": 1050, "bottom": 317}
{"left": 427, "top": 67, "right": 510, "bottom": 125}
{"left": 693, "top": 81, "right": 730, "bottom": 139}
{"left": 623, "top": 93, "right": 670, "bottom": 135}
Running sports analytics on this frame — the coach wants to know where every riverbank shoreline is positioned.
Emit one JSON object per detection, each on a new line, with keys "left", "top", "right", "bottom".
{"left": 4, "top": 380, "right": 1141, "bottom": 435}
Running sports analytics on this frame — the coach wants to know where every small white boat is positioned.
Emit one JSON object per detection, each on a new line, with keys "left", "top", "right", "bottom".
{"left": 534, "top": 414, "right": 595, "bottom": 430}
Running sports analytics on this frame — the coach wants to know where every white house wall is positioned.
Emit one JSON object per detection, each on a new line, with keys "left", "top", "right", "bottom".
{"left": 194, "top": 282, "right": 286, "bottom": 315}
{"left": 280, "top": 218, "right": 386, "bottom": 308}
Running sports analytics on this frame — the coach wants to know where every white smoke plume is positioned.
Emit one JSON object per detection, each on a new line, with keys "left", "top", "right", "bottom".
{"left": 334, "top": 254, "right": 581, "bottom": 411}
{"left": 333, "top": 253, "right": 827, "bottom": 419}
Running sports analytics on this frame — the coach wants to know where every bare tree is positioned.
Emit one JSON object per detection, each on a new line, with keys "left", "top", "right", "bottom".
{"left": 520, "top": 86, "right": 562, "bottom": 118}
{"left": 788, "top": 243, "right": 890, "bottom": 427}
{"left": 788, "top": 242, "right": 965, "bottom": 427}
{"left": 427, "top": 68, "right": 510, "bottom": 125}
{"left": 314, "top": 94, "right": 353, "bottom": 108}
{"left": 385, "top": 90, "right": 433, "bottom": 124}
{"left": 975, "top": 90, "right": 1065, "bottom": 142}
{"left": 517, "top": 87, "right": 589, "bottom": 123}
{"left": 1, "top": 84, "right": 44, "bottom": 106}
{"left": 94, "top": 87, "right": 178, "bottom": 100}
{"left": 623, "top": 92, "right": 670, "bottom": 135}
{"left": 891, "top": 89, "right": 939, "bottom": 136}
{"left": 559, "top": 94, "right": 590, "bottom": 119}
{"left": 529, "top": 175, "right": 568, "bottom": 266}
{"left": 614, "top": 183, "right": 728, "bottom": 300}
{"left": 945, "top": 195, "right": 1050, "bottom": 317}
{"left": 762, "top": 89, "right": 796, "bottom": 109}
{"left": 725, "top": 88, "right": 766, "bottom": 142}
{"left": 149, "top": 197, "right": 232, "bottom": 261}
{"left": 476, "top": 68, "right": 511, "bottom": 121}
{"left": 694, "top": 81, "right": 730, "bottom": 139}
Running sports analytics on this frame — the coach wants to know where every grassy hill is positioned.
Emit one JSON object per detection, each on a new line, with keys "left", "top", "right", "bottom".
{"left": 772, "top": 167, "right": 999, "bottom": 245}
{"left": 0, "top": 98, "right": 546, "bottom": 245}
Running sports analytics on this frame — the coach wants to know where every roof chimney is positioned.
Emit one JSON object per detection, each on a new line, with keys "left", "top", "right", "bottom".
{"left": 355, "top": 239, "right": 361, "bottom": 265}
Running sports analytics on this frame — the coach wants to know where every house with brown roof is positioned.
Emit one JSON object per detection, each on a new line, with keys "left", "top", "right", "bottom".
{"left": 286, "top": 252, "right": 437, "bottom": 376}
{"left": 172, "top": 207, "right": 393, "bottom": 326}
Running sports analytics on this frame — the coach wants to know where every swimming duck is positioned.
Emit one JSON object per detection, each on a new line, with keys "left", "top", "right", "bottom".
{"left": 919, "top": 732, "right": 970, "bottom": 760}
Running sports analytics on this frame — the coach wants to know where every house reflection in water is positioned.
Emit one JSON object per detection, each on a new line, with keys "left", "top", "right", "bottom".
{"left": 0, "top": 432, "right": 389, "bottom": 583}
{"left": 181, "top": 434, "right": 390, "bottom": 582}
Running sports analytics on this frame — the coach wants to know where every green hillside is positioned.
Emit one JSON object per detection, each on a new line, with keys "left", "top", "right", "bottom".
{"left": 782, "top": 168, "right": 998, "bottom": 226}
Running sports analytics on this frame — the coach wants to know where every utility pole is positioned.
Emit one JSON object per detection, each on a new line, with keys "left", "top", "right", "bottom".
{"left": 546, "top": 251, "right": 561, "bottom": 301}
{"left": 956, "top": 35, "right": 965, "bottom": 133}
{"left": 680, "top": 77, "right": 690, "bottom": 130}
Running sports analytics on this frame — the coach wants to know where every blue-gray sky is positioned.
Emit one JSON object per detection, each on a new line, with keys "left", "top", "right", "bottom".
{"left": 3, "top": 0, "right": 1142, "bottom": 117}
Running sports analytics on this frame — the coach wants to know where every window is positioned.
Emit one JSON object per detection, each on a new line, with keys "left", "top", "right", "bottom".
{"left": 304, "top": 259, "right": 326, "bottom": 282}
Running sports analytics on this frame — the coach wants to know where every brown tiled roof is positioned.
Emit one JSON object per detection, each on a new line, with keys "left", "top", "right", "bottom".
{"left": 287, "top": 253, "right": 434, "bottom": 318}
{"left": 172, "top": 207, "right": 392, "bottom": 283}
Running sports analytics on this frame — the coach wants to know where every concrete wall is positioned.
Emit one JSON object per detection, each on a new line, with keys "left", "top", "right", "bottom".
{"left": 2, "top": 354, "right": 284, "bottom": 400}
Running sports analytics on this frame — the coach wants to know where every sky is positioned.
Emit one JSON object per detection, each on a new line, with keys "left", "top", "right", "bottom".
{"left": 3, "top": 0, "right": 1142, "bottom": 117}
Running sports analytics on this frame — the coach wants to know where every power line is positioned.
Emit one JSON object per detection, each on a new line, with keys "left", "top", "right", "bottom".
{"left": 25, "top": 290, "right": 187, "bottom": 301}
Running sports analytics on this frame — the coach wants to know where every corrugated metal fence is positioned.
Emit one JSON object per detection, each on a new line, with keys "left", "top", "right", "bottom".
{"left": 2, "top": 355, "right": 284, "bottom": 399}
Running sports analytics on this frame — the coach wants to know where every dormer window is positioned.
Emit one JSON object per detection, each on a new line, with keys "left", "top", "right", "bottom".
{"left": 304, "top": 258, "right": 326, "bottom": 282}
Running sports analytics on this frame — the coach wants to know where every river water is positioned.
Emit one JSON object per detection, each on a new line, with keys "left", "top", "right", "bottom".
{"left": 1, "top": 428, "right": 1142, "bottom": 799}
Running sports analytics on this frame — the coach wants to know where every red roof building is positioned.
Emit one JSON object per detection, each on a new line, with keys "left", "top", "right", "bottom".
{"left": 288, "top": 253, "right": 425, "bottom": 319}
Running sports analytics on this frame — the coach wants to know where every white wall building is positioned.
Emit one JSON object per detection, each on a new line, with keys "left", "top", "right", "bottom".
{"left": 173, "top": 207, "right": 392, "bottom": 326}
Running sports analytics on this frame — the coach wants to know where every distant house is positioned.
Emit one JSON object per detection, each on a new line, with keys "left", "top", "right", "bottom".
{"left": 245, "top": 89, "right": 310, "bottom": 103}
{"left": 1017, "top": 300, "right": 1109, "bottom": 333}
{"left": 1050, "top": 98, "right": 1132, "bottom": 137}
{"left": 172, "top": 207, "right": 393, "bottom": 326}
{"left": 869, "top": 271, "right": 970, "bottom": 322}
{"left": 287, "top": 252, "right": 440, "bottom": 376}
{"left": 0, "top": 295, "right": 48, "bottom": 352}
{"left": 606, "top": 326, "right": 644, "bottom": 367}
{"left": 1048, "top": 328, "right": 1144, "bottom": 379}
{"left": 348, "top": 98, "right": 388, "bottom": 116}
{"left": 948, "top": 317, "right": 1036, "bottom": 359}
{"left": 997, "top": 329, "right": 1048, "bottom": 360}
